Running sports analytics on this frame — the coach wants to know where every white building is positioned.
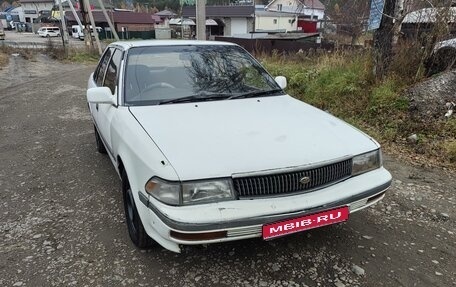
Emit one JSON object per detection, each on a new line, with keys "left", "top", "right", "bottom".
{"left": 20, "top": 0, "right": 55, "bottom": 23}
{"left": 0, "top": 7, "right": 25, "bottom": 28}
{"left": 255, "top": 10, "right": 297, "bottom": 32}
{"left": 182, "top": 5, "right": 255, "bottom": 37}
{"left": 265, "top": 0, "right": 325, "bottom": 28}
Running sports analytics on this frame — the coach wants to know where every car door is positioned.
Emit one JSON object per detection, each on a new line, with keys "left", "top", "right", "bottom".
{"left": 96, "top": 48, "right": 123, "bottom": 156}
{"left": 89, "top": 47, "right": 113, "bottom": 132}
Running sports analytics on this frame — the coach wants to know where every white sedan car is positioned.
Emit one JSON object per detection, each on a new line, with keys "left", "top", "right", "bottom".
{"left": 87, "top": 40, "right": 392, "bottom": 253}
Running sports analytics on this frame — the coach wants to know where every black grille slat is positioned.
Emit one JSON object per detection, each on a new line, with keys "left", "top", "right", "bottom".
{"left": 295, "top": 172, "right": 300, "bottom": 189}
{"left": 239, "top": 181, "right": 243, "bottom": 197}
{"left": 234, "top": 159, "right": 352, "bottom": 198}
{"left": 329, "top": 165, "right": 334, "bottom": 182}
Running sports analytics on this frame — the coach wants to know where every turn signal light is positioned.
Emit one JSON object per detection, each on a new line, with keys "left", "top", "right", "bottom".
{"left": 170, "top": 230, "right": 227, "bottom": 241}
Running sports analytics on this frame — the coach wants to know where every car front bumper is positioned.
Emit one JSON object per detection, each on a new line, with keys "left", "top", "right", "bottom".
{"left": 138, "top": 167, "right": 392, "bottom": 253}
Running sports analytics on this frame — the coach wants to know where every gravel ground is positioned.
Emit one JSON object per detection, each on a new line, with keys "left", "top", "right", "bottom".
{"left": 0, "top": 55, "right": 455, "bottom": 287}
{"left": 407, "top": 69, "right": 456, "bottom": 119}
{"left": 2, "top": 31, "right": 86, "bottom": 47}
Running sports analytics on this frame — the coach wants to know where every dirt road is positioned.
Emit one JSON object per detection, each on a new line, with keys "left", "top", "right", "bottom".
{"left": 0, "top": 55, "right": 455, "bottom": 287}
{"left": 2, "top": 31, "right": 86, "bottom": 48}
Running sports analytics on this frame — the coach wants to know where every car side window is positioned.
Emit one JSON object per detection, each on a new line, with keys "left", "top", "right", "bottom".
{"left": 103, "top": 49, "right": 122, "bottom": 95}
{"left": 94, "top": 48, "right": 113, "bottom": 86}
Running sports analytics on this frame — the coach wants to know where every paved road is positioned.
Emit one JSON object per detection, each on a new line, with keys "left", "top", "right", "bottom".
{"left": 0, "top": 55, "right": 455, "bottom": 287}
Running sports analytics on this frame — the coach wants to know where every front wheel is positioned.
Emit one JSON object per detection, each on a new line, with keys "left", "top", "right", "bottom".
{"left": 94, "top": 125, "right": 107, "bottom": 154}
{"left": 122, "top": 170, "right": 154, "bottom": 249}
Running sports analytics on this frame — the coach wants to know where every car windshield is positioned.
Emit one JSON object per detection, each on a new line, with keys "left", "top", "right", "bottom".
{"left": 124, "top": 45, "right": 282, "bottom": 105}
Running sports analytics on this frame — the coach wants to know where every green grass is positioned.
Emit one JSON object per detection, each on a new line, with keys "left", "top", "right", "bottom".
{"left": 260, "top": 50, "right": 455, "bottom": 166}
{"left": 66, "top": 49, "right": 99, "bottom": 63}
{"left": 444, "top": 140, "right": 456, "bottom": 162}
{"left": 262, "top": 51, "right": 407, "bottom": 122}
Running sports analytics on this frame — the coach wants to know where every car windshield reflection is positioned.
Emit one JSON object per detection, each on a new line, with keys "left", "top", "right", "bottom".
{"left": 124, "top": 45, "right": 281, "bottom": 105}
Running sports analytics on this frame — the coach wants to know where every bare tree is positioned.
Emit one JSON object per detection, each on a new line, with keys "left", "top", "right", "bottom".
{"left": 331, "top": 0, "right": 370, "bottom": 45}
{"left": 373, "top": 0, "right": 396, "bottom": 78}
{"left": 374, "top": 0, "right": 455, "bottom": 78}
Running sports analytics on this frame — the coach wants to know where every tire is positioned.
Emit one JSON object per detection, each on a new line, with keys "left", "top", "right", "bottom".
{"left": 94, "top": 125, "right": 107, "bottom": 154}
{"left": 46, "top": 34, "right": 50, "bottom": 38}
{"left": 122, "top": 170, "right": 154, "bottom": 249}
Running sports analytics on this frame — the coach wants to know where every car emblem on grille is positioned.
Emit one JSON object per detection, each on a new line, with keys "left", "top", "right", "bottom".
{"left": 299, "top": 176, "right": 311, "bottom": 185}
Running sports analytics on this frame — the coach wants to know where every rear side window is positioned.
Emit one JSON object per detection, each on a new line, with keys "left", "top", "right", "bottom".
{"left": 103, "top": 49, "right": 123, "bottom": 94}
{"left": 94, "top": 48, "right": 113, "bottom": 86}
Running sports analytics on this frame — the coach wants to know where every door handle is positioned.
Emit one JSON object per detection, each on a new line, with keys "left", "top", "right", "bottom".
{"left": 96, "top": 103, "right": 99, "bottom": 111}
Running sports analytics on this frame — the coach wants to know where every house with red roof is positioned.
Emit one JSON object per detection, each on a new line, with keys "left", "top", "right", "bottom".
{"left": 65, "top": 10, "right": 162, "bottom": 32}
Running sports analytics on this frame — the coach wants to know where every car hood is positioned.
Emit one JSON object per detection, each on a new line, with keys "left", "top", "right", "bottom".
{"left": 129, "top": 95, "right": 378, "bottom": 180}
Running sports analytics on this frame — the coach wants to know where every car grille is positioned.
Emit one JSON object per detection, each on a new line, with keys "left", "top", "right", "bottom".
{"left": 233, "top": 159, "right": 352, "bottom": 198}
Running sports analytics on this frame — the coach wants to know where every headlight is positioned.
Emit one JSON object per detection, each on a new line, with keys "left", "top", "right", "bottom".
{"left": 352, "top": 149, "right": 382, "bottom": 176}
{"left": 182, "top": 179, "right": 234, "bottom": 205}
{"left": 145, "top": 177, "right": 180, "bottom": 205}
{"left": 145, "top": 178, "right": 234, "bottom": 206}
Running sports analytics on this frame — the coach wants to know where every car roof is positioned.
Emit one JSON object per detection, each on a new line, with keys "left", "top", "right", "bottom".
{"left": 109, "top": 40, "right": 237, "bottom": 50}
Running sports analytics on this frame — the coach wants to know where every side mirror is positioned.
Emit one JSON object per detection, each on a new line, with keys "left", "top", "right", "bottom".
{"left": 87, "top": 87, "right": 117, "bottom": 105}
{"left": 275, "top": 76, "right": 287, "bottom": 89}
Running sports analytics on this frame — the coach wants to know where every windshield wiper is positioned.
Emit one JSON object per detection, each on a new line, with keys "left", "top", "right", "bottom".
{"left": 228, "top": 89, "right": 284, "bottom": 100}
{"left": 158, "top": 93, "right": 232, "bottom": 105}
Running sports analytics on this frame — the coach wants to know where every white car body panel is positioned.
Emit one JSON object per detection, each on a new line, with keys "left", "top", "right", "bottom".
{"left": 143, "top": 168, "right": 389, "bottom": 252}
{"left": 146, "top": 167, "right": 390, "bottom": 225}
{"left": 130, "top": 95, "right": 378, "bottom": 180}
{"left": 37, "top": 27, "right": 60, "bottom": 37}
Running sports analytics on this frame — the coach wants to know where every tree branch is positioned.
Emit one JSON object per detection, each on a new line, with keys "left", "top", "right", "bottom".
{"left": 373, "top": 0, "right": 396, "bottom": 20}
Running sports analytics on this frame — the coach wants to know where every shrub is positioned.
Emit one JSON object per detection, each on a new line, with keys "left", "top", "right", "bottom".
{"left": 263, "top": 50, "right": 372, "bottom": 117}
{"left": 66, "top": 48, "right": 99, "bottom": 63}
{"left": 0, "top": 51, "right": 8, "bottom": 69}
{"left": 45, "top": 39, "right": 66, "bottom": 60}
{"left": 260, "top": 48, "right": 455, "bottom": 166}
{"left": 444, "top": 141, "right": 456, "bottom": 162}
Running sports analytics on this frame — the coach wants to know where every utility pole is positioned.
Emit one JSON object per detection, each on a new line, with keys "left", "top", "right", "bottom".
{"left": 97, "top": 0, "right": 119, "bottom": 41}
{"left": 179, "top": 1, "right": 184, "bottom": 39}
{"left": 196, "top": 0, "right": 205, "bottom": 40}
{"left": 66, "top": 0, "right": 83, "bottom": 32}
{"left": 79, "top": 0, "right": 93, "bottom": 48}
{"left": 83, "top": 0, "right": 102, "bottom": 54}
{"left": 58, "top": 0, "right": 69, "bottom": 53}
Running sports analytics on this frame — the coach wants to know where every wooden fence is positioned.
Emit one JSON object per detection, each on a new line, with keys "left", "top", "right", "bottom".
{"left": 214, "top": 36, "right": 335, "bottom": 54}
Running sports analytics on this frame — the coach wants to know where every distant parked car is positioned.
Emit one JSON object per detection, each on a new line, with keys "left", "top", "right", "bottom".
{"left": 86, "top": 40, "right": 392, "bottom": 253}
{"left": 72, "top": 25, "right": 102, "bottom": 40}
{"left": 37, "top": 27, "right": 60, "bottom": 38}
{"left": 426, "top": 37, "right": 456, "bottom": 75}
